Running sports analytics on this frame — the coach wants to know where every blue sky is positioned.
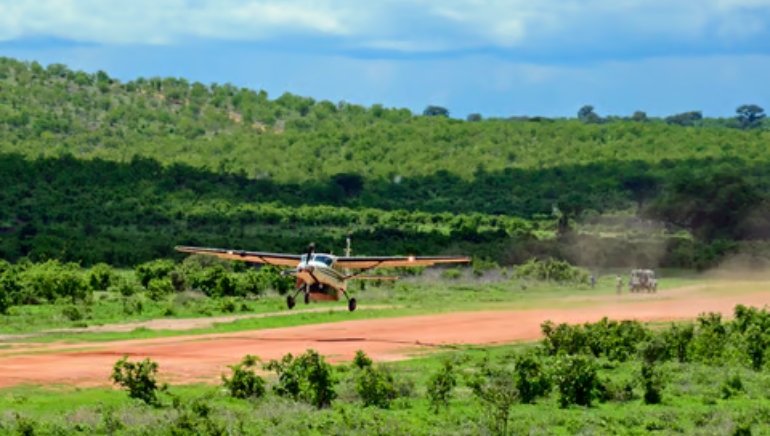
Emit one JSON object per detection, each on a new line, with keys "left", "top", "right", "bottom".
{"left": 1, "top": 0, "right": 769, "bottom": 119}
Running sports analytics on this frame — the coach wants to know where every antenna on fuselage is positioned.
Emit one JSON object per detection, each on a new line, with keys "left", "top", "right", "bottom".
{"left": 345, "top": 231, "right": 352, "bottom": 257}
{"left": 344, "top": 231, "right": 351, "bottom": 277}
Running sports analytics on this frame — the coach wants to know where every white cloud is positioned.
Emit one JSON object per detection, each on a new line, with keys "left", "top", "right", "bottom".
{"left": 0, "top": 0, "right": 768, "bottom": 55}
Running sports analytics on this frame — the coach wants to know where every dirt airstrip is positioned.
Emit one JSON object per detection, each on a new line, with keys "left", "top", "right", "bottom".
{"left": 1, "top": 286, "right": 769, "bottom": 390}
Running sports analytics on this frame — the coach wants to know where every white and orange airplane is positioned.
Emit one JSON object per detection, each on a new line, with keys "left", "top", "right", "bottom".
{"left": 175, "top": 234, "right": 470, "bottom": 312}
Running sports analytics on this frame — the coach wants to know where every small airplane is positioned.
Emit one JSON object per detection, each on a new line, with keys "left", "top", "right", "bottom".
{"left": 175, "top": 234, "right": 471, "bottom": 312}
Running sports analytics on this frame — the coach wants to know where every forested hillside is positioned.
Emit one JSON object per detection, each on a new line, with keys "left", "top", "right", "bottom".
{"left": 1, "top": 56, "right": 769, "bottom": 270}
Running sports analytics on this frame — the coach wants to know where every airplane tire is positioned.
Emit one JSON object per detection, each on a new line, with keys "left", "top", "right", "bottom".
{"left": 304, "top": 292, "right": 310, "bottom": 304}
{"left": 287, "top": 296, "right": 295, "bottom": 310}
{"left": 348, "top": 298, "right": 357, "bottom": 312}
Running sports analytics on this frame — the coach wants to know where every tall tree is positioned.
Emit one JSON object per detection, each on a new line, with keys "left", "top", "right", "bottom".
{"left": 736, "top": 104, "right": 766, "bottom": 130}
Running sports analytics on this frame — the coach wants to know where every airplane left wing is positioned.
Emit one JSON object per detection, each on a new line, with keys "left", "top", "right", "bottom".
{"left": 335, "top": 255, "right": 471, "bottom": 270}
{"left": 175, "top": 246, "right": 302, "bottom": 267}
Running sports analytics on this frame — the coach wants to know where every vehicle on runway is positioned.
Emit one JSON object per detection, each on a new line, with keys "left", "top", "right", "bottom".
{"left": 175, "top": 234, "right": 470, "bottom": 312}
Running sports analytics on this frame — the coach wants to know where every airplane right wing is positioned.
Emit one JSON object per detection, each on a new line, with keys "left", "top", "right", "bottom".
{"left": 175, "top": 246, "right": 302, "bottom": 267}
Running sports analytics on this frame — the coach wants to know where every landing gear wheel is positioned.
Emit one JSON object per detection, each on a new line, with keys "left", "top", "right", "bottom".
{"left": 287, "top": 295, "right": 295, "bottom": 310}
{"left": 348, "top": 298, "right": 357, "bottom": 312}
{"left": 304, "top": 292, "right": 310, "bottom": 304}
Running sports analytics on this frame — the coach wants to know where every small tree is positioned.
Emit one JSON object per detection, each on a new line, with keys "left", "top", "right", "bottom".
{"left": 466, "top": 361, "right": 519, "bottom": 436}
{"left": 355, "top": 364, "right": 398, "bottom": 409}
{"left": 426, "top": 358, "right": 457, "bottom": 413}
{"left": 265, "top": 349, "right": 337, "bottom": 409}
{"left": 551, "top": 354, "right": 600, "bottom": 408}
{"left": 513, "top": 352, "right": 552, "bottom": 404}
{"left": 222, "top": 354, "right": 266, "bottom": 400}
{"left": 352, "top": 349, "right": 373, "bottom": 370}
{"left": 640, "top": 362, "right": 663, "bottom": 405}
{"left": 110, "top": 355, "right": 166, "bottom": 406}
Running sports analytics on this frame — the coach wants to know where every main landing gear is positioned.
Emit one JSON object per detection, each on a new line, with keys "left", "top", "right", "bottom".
{"left": 285, "top": 286, "right": 358, "bottom": 312}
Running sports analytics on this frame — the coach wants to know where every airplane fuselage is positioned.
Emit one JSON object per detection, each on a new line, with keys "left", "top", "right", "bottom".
{"left": 292, "top": 253, "right": 347, "bottom": 301}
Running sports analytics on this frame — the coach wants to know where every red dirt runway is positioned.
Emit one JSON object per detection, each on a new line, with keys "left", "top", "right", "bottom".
{"left": 1, "top": 289, "right": 769, "bottom": 389}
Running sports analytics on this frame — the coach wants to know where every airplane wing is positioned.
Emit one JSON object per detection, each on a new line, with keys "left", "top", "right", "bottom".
{"left": 335, "top": 255, "right": 471, "bottom": 269}
{"left": 175, "top": 246, "right": 302, "bottom": 267}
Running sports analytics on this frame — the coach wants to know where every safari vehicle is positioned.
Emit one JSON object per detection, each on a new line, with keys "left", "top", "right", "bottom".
{"left": 629, "top": 269, "right": 657, "bottom": 293}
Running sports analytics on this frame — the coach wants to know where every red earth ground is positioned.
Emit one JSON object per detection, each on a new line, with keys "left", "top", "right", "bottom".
{"left": 1, "top": 286, "right": 769, "bottom": 390}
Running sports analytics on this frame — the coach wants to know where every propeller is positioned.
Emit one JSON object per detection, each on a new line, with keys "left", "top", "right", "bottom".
{"left": 306, "top": 242, "right": 315, "bottom": 259}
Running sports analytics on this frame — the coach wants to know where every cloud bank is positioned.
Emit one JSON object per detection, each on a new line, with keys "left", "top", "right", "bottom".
{"left": 1, "top": 0, "right": 769, "bottom": 61}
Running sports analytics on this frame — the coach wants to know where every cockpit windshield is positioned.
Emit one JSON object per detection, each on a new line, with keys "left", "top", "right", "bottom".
{"left": 300, "top": 254, "right": 308, "bottom": 264}
{"left": 311, "top": 254, "right": 334, "bottom": 267}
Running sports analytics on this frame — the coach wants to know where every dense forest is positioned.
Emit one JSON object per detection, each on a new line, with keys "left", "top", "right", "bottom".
{"left": 0, "top": 56, "right": 769, "bottom": 271}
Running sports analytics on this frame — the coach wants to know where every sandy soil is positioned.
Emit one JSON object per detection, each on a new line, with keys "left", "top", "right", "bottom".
{"left": 0, "top": 286, "right": 768, "bottom": 390}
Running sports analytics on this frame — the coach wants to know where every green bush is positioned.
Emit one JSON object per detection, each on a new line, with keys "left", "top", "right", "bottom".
{"left": 146, "top": 277, "right": 175, "bottom": 301}
{"left": 551, "top": 354, "right": 600, "bottom": 408}
{"left": 660, "top": 322, "right": 694, "bottom": 363}
{"left": 352, "top": 349, "right": 373, "bottom": 370}
{"left": 87, "top": 263, "right": 116, "bottom": 291}
{"left": 426, "top": 358, "right": 458, "bottom": 413}
{"left": 690, "top": 312, "right": 728, "bottom": 365}
{"left": 265, "top": 349, "right": 337, "bottom": 409}
{"left": 513, "top": 257, "right": 589, "bottom": 284}
{"left": 110, "top": 355, "right": 167, "bottom": 407}
{"left": 355, "top": 364, "right": 399, "bottom": 409}
{"left": 640, "top": 362, "right": 663, "bottom": 405}
{"left": 466, "top": 359, "right": 520, "bottom": 436}
{"left": 513, "top": 351, "right": 552, "bottom": 404}
{"left": 135, "top": 259, "right": 176, "bottom": 288}
{"left": 221, "top": 355, "right": 266, "bottom": 400}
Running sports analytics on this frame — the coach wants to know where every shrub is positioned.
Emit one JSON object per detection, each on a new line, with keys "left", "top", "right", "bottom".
{"left": 146, "top": 277, "right": 174, "bottom": 301}
{"left": 441, "top": 268, "right": 462, "bottom": 280}
{"left": 109, "top": 275, "right": 142, "bottom": 297}
{"left": 660, "top": 322, "right": 694, "bottom": 363}
{"left": 352, "top": 349, "right": 373, "bottom": 370}
{"left": 122, "top": 295, "right": 143, "bottom": 315}
{"left": 638, "top": 334, "right": 670, "bottom": 365}
{"left": 110, "top": 355, "right": 167, "bottom": 406}
{"left": 513, "top": 351, "right": 552, "bottom": 404}
{"left": 720, "top": 373, "right": 745, "bottom": 399}
{"left": 87, "top": 263, "right": 116, "bottom": 291}
{"left": 265, "top": 349, "right": 337, "bottom": 409}
{"left": 466, "top": 360, "right": 519, "bottom": 436}
{"left": 19, "top": 260, "right": 91, "bottom": 303}
{"left": 134, "top": 259, "right": 176, "bottom": 288}
{"left": 513, "top": 257, "right": 589, "bottom": 285}
{"left": 426, "top": 358, "right": 458, "bottom": 413}
{"left": 61, "top": 304, "right": 89, "bottom": 321}
{"left": 640, "top": 362, "right": 663, "bottom": 405}
{"left": 551, "top": 354, "right": 600, "bottom": 408}
{"left": 690, "top": 312, "right": 728, "bottom": 364}
{"left": 540, "top": 321, "right": 591, "bottom": 356}
{"left": 355, "top": 364, "right": 399, "bottom": 409}
{"left": 237, "top": 269, "right": 267, "bottom": 296}
{"left": 744, "top": 324, "right": 770, "bottom": 371}
{"left": 222, "top": 355, "right": 266, "bottom": 400}
{"left": 168, "top": 270, "right": 186, "bottom": 292}
{"left": 597, "top": 375, "right": 637, "bottom": 403}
